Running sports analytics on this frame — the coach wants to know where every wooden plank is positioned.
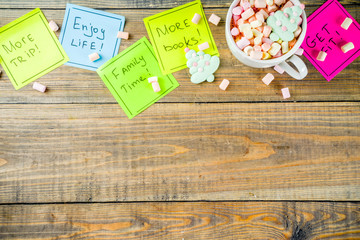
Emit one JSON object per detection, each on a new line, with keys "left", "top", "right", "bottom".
{"left": 0, "top": 7, "right": 359, "bottom": 104}
{"left": 0, "top": 102, "right": 359, "bottom": 203}
{"left": 0, "top": 0, "right": 357, "bottom": 9}
{"left": 0, "top": 202, "right": 359, "bottom": 239}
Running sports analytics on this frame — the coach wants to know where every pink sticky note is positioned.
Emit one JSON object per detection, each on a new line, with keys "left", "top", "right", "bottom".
{"left": 301, "top": 0, "right": 360, "bottom": 81}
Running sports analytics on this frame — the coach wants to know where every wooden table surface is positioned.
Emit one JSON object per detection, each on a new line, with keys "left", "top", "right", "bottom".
{"left": 0, "top": 0, "right": 359, "bottom": 239}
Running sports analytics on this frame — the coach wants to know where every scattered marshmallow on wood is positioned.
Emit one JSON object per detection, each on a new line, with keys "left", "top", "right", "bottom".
{"left": 148, "top": 76, "right": 161, "bottom": 93}
{"left": 274, "top": 65, "right": 284, "bottom": 74}
{"left": 316, "top": 51, "right": 327, "bottom": 61}
{"left": 117, "top": 31, "right": 129, "bottom": 40}
{"left": 262, "top": 73, "right": 274, "bottom": 85}
{"left": 208, "top": 14, "right": 221, "bottom": 26}
{"left": 341, "top": 17, "right": 353, "bottom": 30}
{"left": 192, "top": 13, "right": 202, "bottom": 24}
{"left": 49, "top": 20, "right": 59, "bottom": 32}
{"left": 89, "top": 52, "right": 100, "bottom": 62}
{"left": 33, "top": 82, "right": 47, "bottom": 93}
{"left": 219, "top": 79, "right": 230, "bottom": 91}
{"left": 341, "top": 42, "right": 354, "bottom": 53}
{"left": 281, "top": 87, "right": 291, "bottom": 99}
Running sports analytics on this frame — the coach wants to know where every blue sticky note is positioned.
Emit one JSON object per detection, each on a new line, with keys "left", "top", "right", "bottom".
{"left": 59, "top": 4, "right": 125, "bottom": 71}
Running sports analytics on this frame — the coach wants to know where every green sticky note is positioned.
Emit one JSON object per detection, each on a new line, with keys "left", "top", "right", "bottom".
{"left": 97, "top": 37, "right": 179, "bottom": 119}
{"left": 0, "top": 8, "right": 69, "bottom": 90}
{"left": 144, "top": 0, "right": 219, "bottom": 75}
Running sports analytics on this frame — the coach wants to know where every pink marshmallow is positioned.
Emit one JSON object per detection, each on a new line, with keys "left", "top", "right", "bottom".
{"left": 242, "top": 1, "right": 251, "bottom": 10}
{"left": 298, "top": 17, "right": 303, "bottom": 26}
{"left": 273, "top": 50, "right": 282, "bottom": 58}
{"left": 209, "top": 14, "right": 221, "bottom": 26}
{"left": 198, "top": 42, "right": 210, "bottom": 51}
{"left": 259, "top": 9, "right": 269, "bottom": 19}
{"left": 117, "top": 31, "right": 129, "bottom": 39}
{"left": 274, "top": 0, "right": 284, "bottom": 6}
{"left": 48, "top": 20, "right": 59, "bottom": 32}
{"left": 281, "top": 1, "right": 293, "bottom": 10}
{"left": 261, "top": 42, "right": 271, "bottom": 52}
{"left": 263, "top": 25, "right": 272, "bottom": 38}
{"left": 232, "top": 6, "right": 243, "bottom": 15}
{"left": 267, "top": 4, "right": 278, "bottom": 12}
{"left": 241, "top": 8, "right": 255, "bottom": 21}
{"left": 255, "top": 0, "right": 266, "bottom": 9}
{"left": 295, "top": 48, "right": 304, "bottom": 56}
{"left": 262, "top": 73, "right": 274, "bottom": 85}
{"left": 89, "top": 52, "right": 100, "bottom": 62}
{"left": 219, "top": 79, "right": 230, "bottom": 91}
{"left": 281, "top": 87, "right": 291, "bottom": 99}
{"left": 274, "top": 65, "right": 285, "bottom": 74}
{"left": 231, "top": 27, "right": 240, "bottom": 36}
{"left": 151, "top": 81, "right": 161, "bottom": 92}
{"left": 300, "top": 3, "right": 305, "bottom": 10}
{"left": 254, "top": 45, "right": 262, "bottom": 51}
{"left": 250, "top": 50, "right": 263, "bottom": 60}
{"left": 236, "top": 37, "right": 251, "bottom": 50}
{"left": 192, "top": 13, "right": 202, "bottom": 24}
{"left": 33, "top": 82, "right": 47, "bottom": 93}
{"left": 233, "top": 14, "right": 241, "bottom": 22}
{"left": 262, "top": 37, "right": 273, "bottom": 45}
{"left": 255, "top": 12, "right": 265, "bottom": 22}
{"left": 248, "top": 16, "right": 257, "bottom": 23}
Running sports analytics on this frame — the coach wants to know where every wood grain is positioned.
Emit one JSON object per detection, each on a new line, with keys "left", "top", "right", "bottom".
{"left": 0, "top": 102, "right": 359, "bottom": 203}
{"left": 0, "top": 0, "right": 358, "bottom": 9}
{"left": 0, "top": 202, "right": 359, "bottom": 239}
{"left": 0, "top": 7, "right": 359, "bottom": 104}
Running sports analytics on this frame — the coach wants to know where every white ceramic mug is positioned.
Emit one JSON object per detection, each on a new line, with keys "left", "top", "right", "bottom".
{"left": 225, "top": 0, "right": 308, "bottom": 80}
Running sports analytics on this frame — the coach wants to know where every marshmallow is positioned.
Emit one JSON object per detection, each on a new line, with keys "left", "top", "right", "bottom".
{"left": 281, "top": 41, "right": 289, "bottom": 54}
{"left": 151, "top": 82, "right": 161, "bottom": 92}
{"left": 236, "top": 37, "right": 251, "bottom": 50}
{"left": 316, "top": 51, "right": 327, "bottom": 61}
{"left": 255, "top": 0, "right": 267, "bottom": 9}
{"left": 89, "top": 53, "right": 100, "bottom": 62}
{"left": 261, "top": 42, "right": 271, "bottom": 52}
{"left": 241, "top": 8, "right": 255, "bottom": 21}
{"left": 252, "top": 29, "right": 263, "bottom": 38}
{"left": 295, "top": 48, "right": 304, "bottom": 56}
{"left": 192, "top": 13, "right": 202, "bottom": 24}
{"left": 219, "top": 79, "right": 230, "bottom": 91}
{"left": 281, "top": 87, "right": 290, "bottom": 99}
{"left": 117, "top": 31, "right": 129, "bottom": 39}
{"left": 231, "top": 27, "right": 240, "bottom": 36}
{"left": 198, "top": 42, "right": 210, "bottom": 51}
{"left": 274, "top": 0, "right": 284, "bottom": 6}
{"left": 263, "top": 25, "right": 272, "bottom": 38}
{"left": 274, "top": 64, "right": 285, "bottom": 74}
{"left": 33, "top": 82, "right": 47, "bottom": 93}
{"left": 148, "top": 76, "right": 158, "bottom": 83}
{"left": 266, "top": 0, "right": 274, "bottom": 5}
{"left": 259, "top": 9, "right": 269, "bottom": 19}
{"left": 254, "top": 36, "right": 263, "bottom": 46}
{"left": 209, "top": 14, "right": 221, "bottom": 25}
{"left": 256, "top": 12, "right": 265, "bottom": 22}
{"left": 263, "top": 37, "right": 273, "bottom": 45}
{"left": 262, "top": 73, "right": 274, "bottom": 85}
{"left": 294, "top": 26, "right": 302, "bottom": 38}
{"left": 267, "top": 4, "right": 278, "bottom": 12}
{"left": 341, "top": 17, "right": 353, "bottom": 30}
{"left": 244, "top": 46, "right": 254, "bottom": 55}
{"left": 250, "top": 50, "right": 263, "bottom": 60}
{"left": 232, "top": 6, "right": 243, "bottom": 16}
{"left": 48, "top": 20, "right": 59, "bottom": 32}
{"left": 148, "top": 77, "right": 160, "bottom": 92}
{"left": 341, "top": 42, "right": 354, "bottom": 53}
{"left": 281, "top": 1, "right": 293, "bottom": 10}
{"left": 262, "top": 52, "right": 272, "bottom": 59}
{"left": 269, "top": 42, "right": 281, "bottom": 56}
{"left": 254, "top": 45, "right": 262, "bottom": 51}
{"left": 250, "top": 20, "right": 262, "bottom": 28}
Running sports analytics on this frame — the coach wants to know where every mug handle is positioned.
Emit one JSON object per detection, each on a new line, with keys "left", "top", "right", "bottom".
{"left": 278, "top": 55, "right": 308, "bottom": 80}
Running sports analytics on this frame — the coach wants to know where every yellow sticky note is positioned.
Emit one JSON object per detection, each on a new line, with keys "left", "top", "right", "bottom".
{"left": 144, "top": 0, "right": 219, "bottom": 75}
{"left": 0, "top": 8, "right": 69, "bottom": 90}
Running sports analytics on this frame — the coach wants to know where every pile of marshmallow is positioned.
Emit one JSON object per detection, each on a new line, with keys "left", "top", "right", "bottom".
{"left": 231, "top": 0, "right": 305, "bottom": 60}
